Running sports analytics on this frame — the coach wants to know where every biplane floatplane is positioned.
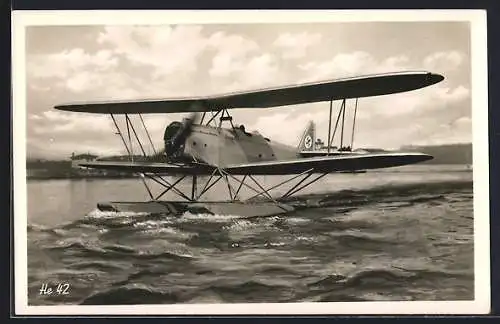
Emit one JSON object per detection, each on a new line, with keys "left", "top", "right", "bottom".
{"left": 55, "top": 71, "right": 444, "bottom": 218}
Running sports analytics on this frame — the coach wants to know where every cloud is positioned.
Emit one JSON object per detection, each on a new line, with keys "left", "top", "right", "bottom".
{"left": 23, "top": 24, "right": 472, "bottom": 159}
{"left": 298, "top": 49, "right": 466, "bottom": 84}
{"left": 298, "top": 51, "right": 410, "bottom": 81}
{"left": 28, "top": 112, "right": 123, "bottom": 158}
{"left": 207, "top": 32, "right": 284, "bottom": 91}
{"left": 453, "top": 116, "right": 472, "bottom": 126}
{"left": 433, "top": 85, "right": 470, "bottom": 103}
{"left": 248, "top": 79, "right": 471, "bottom": 150}
{"left": 28, "top": 111, "right": 170, "bottom": 158}
{"left": 33, "top": 111, "right": 113, "bottom": 135}
{"left": 208, "top": 48, "right": 259, "bottom": 78}
{"left": 210, "top": 52, "right": 281, "bottom": 93}
{"left": 97, "top": 25, "right": 208, "bottom": 78}
{"left": 249, "top": 111, "right": 303, "bottom": 146}
{"left": 208, "top": 31, "right": 260, "bottom": 78}
{"left": 273, "top": 32, "right": 323, "bottom": 59}
{"left": 248, "top": 103, "right": 331, "bottom": 147}
{"left": 28, "top": 84, "right": 51, "bottom": 92}
{"left": 365, "top": 83, "right": 470, "bottom": 120}
{"left": 423, "top": 50, "right": 464, "bottom": 73}
{"left": 28, "top": 48, "right": 119, "bottom": 79}
{"left": 292, "top": 49, "right": 470, "bottom": 147}
{"left": 240, "top": 53, "right": 280, "bottom": 88}
{"left": 28, "top": 114, "right": 42, "bottom": 120}
{"left": 26, "top": 48, "right": 144, "bottom": 97}
{"left": 28, "top": 26, "right": 278, "bottom": 99}
{"left": 414, "top": 115, "right": 471, "bottom": 145}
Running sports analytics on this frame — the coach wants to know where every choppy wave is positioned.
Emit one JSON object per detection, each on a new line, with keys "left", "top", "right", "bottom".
{"left": 28, "top": 177, "right": 474, "bottom": 305}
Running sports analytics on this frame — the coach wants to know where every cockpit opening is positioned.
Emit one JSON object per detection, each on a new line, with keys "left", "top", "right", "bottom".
{"left": 238, "top": 124, "right": 252, "bottom": 137}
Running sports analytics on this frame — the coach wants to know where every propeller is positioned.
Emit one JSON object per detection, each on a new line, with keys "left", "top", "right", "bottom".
{"left": 164, "top": 112, "right": 200, "bottom": 161}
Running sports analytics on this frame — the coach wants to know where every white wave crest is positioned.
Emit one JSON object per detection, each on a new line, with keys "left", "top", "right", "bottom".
{"left": 85, "top": 209, "right": 150, "bottom": 219}
{"left": 180, "top": 212, "right": 242, "bottom": 223}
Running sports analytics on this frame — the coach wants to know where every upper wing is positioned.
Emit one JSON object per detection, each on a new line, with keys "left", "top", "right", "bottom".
{"left": 224, "top": 152, "right": 433, "bottom": 175}
{"left": 80, "top": 152, "right": 432, "bottom": 176}
{"left": 54, "top": 71, "right": 444, "bottom": 114}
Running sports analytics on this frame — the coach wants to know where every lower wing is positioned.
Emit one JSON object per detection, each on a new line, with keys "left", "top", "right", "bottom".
{"left": 77, "top": 161, "right": 215, "bottom": 175}
{"left": 79, "top": 152, "right": 432, "bottom": 175}
{"left": 224, "top": 152, "right": 432, "bottom": 175}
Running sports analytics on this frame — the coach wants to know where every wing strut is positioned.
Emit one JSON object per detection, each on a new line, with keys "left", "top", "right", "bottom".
{"left": 328, "top": 99, "right": 345, "bottom": 151}
{"left": 191, "top": 175, "right": 197, "bottom": 200}
{"left": 327, "top": 99, "right": 333, "bottom": 155}
{"left": 340, "top": 99, "right": 346, "bottom": 148}
{"left": 125, "top": 114, "right": 134, "bottom": 160}
{"left": 205, "top": 110, "right": 222, "bottom": 126}
{"left": 246, "top": 168, "right": 314, "bottom": 201}
{"left": 139, "top": 114, "right": 157, "bottom": 155}
{"left": 145, "top": 175, "right": 188, "bottom": 201}
{"left": 200, "top": 108, "right": 237, "bottom": 131}
{"left": 111, "top": 114, "right": 131, "bottom": 156}
{"left": 323, "top": 98, "right": 358, "bottom": 152}
{"left": 351, "top": 98, "right": 358, "bottom": 149}
{"left": 280, "top": 173, "right": 329, "bottom": 199}
{"left": 196, "top": 169, "right": 221, "bottom": 200}
{"left": 109, "top": 113, "right": 162, "bottom": 200}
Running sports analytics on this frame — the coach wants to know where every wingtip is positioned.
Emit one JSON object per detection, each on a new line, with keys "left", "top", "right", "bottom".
{"left": 54, "top": 104, "right": 70, "bottom": 111}
{"left": 424, "top": 154, "right": 434, "bottom": 161}
{"left": 417, "top": 153, "right": 434, "bottom": 162}
{"left": 428, "top": 72, "right": 445, "bottom": 84}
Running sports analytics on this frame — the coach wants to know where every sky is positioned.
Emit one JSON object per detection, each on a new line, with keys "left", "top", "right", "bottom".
{"left": 25, "top": 21, "right": 471, "bottom": 159}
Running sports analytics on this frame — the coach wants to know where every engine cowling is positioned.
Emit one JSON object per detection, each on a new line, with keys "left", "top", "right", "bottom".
{"left": 163, "top": 121, "right": 184, "bottom": 160}
{"left": 163, "top": 113, "right": 198, "bottom": 162}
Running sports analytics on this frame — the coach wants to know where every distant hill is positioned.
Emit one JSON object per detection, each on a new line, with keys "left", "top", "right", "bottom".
{"left": 400, "top": 143, "right": 472, "bottom": 165}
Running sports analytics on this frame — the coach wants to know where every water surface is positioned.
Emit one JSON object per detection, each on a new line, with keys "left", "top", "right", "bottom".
{"left": 27, "top": 165, "right": 474, "bottom": 305}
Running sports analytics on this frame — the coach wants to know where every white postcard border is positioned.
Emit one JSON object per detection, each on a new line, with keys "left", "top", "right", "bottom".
{"left": 12, "top": 9, "right": 490, "bottom": 316}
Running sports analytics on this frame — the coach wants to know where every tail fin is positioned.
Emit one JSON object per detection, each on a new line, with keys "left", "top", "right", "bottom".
{"left": 297, "top": 120, "right": 315, "bottom": 151}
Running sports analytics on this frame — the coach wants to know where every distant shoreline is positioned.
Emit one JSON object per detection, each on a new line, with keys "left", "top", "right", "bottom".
{"left": 25, "top": 143, "right": 473, "bottom": 180}
{"left": 27, "top": 175, "right": 139, "bottom": 181}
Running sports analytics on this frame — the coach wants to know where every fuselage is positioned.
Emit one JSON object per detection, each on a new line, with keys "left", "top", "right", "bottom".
{"left": 175, "top": 124, "right": 299, "bottom": 166}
